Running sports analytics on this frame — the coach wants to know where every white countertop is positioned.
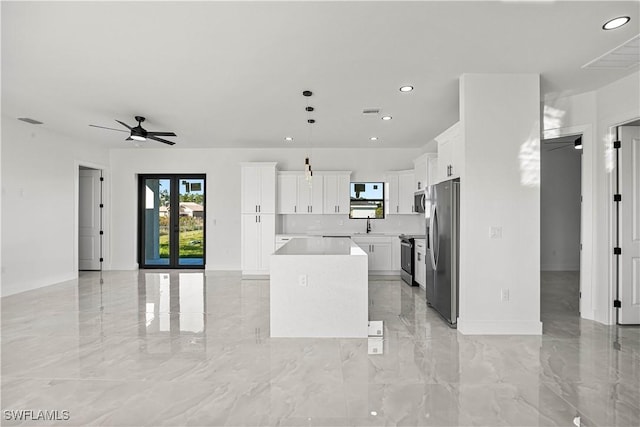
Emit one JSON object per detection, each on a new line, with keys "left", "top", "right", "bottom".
{"left": 276, "top": 232, "right": 404, "bottom": 238}
{"left": 274, "top": 237, "right": 366, "bottom": 256}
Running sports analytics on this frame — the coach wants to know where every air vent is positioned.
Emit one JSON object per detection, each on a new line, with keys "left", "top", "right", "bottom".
{"left": 362, "top": 108, "right": 380, "bottom": 116}
{"left": 18, "top": 117, "right": 43, "bottom": 125}
{"left": 582, "top": 34, "right": 640, "bottom": 69}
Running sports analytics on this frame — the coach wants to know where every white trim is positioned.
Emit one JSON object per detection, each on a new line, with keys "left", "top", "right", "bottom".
{"left": 1, "top": 272, "right": 77, "bottom": 298}
{"left": 457, "top": 319, "right": 543, "bottom": 335}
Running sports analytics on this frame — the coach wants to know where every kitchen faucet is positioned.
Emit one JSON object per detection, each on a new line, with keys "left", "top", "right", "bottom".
{"left": 366, "top": 216, "right": 371, "bottom": 234}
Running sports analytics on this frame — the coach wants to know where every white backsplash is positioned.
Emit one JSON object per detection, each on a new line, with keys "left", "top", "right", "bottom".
{"left": 279, "top": 214, "right": 425, "bottom": 236}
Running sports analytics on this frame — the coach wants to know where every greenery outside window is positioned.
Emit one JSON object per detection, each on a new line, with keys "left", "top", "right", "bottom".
{"left": 350, "top": 182, "right": 385, "bottom": 219}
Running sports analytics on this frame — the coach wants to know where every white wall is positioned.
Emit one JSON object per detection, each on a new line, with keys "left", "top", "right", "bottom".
{"left": 1, "top": 117, "right": 110, "bottom": 297}
{"left": 540, "top": 143, "right": 581, "bottom": 271}
{"left": 544, "top": 70, "right": 640, "bottom": 324}
{"left": 458, "top": 74, "right": 542, "bottom": 335}
{"left": 109, "top": 147, "right": 421, "bottom": 270}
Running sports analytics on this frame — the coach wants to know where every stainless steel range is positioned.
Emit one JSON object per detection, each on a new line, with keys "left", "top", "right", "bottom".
{"left": 399, "top": 235, "right": 415, "bottom": 286}
{"left": 399, "top": 233, "right": 429, "bottom": 286}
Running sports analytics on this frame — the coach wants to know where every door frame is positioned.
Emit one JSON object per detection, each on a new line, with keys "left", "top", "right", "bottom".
{"left": 542, "top": 124, "right": 591, "bottom": 319}
{"left": 74, "top": 160, "right": 109, "bottom": 273}
{"left": 138, "top": 174, "right": 206, "bottom": 269}
{"left": 610, "top": 118, "right": 640, "bottom": 324}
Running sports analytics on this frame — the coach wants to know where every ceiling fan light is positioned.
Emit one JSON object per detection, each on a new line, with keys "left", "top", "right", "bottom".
{"left": 131, "top": 135, "right": 146, "bottom": 141}
{"left": 603, "top": 16, "right": 630, "bottom": 30}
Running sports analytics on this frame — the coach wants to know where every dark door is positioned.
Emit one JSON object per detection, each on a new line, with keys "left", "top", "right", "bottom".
{"left": 139, "top": 175, "right": 206, "bottom": 269}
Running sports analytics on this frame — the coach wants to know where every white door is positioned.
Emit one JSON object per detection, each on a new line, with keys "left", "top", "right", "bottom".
{"left": 79, "top": 168, "right": 102, "bottom": 270}
{"left": 619, "top": 126, "right": 640, "bottom": 324}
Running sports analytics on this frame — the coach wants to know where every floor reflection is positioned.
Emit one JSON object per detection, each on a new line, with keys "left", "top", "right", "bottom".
{"left": 138, "top": 272, "right": 207, "bottom": 355}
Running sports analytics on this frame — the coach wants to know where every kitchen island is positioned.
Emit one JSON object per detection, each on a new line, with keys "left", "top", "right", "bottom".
{"left": 270, "top": 237, "right": 368, "bottom": 337}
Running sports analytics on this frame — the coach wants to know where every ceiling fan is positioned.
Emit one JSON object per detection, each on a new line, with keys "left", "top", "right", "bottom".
{"left": 89, "top": 116, "right": 177, "bottom": 145}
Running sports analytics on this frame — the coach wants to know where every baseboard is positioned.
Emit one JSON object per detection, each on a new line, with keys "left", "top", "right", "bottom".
{"left": 0, "top": 272, "right": 78, "bottom": 298}
{"left": 457, "top": 318, "right": 543, "bottom": 335}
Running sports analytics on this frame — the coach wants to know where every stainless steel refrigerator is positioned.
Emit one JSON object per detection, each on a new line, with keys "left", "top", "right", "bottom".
{"left": 426, "top": 178, "right": 460, "bottom": 327}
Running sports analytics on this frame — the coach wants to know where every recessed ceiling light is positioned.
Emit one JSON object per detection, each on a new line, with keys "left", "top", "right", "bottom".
{"left": 382, "top": 116, "right": 392, "bottom": 121}
{"left": 603, "top": 16, "right": 630, "bottom": 30}
{"left": 370, "top": 137, "right": 378, "bottom": 141}
{"left": 285, "top": 137, "right": 293, "bottom": 142}
{"left": 399, "top": 86, "right": 414, "bottom": 92}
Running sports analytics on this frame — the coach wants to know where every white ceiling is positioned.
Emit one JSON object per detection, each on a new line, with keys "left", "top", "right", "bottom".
{"left": 2, "top": 1, "right": 639, "bottom": 149}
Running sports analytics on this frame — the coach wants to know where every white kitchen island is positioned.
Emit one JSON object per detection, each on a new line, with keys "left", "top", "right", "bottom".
{"left": 270, "top": 237, "right": 368, "bottom": 338}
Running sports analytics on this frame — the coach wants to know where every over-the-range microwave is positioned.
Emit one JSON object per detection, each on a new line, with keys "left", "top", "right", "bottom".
{"left": 414, "top": 191, "right": 425, "bottom": 214}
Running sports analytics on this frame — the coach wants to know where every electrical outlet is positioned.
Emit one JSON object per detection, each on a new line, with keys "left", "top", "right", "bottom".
{"left": 298, "top": 274, "right": 308, "bottom": 287}
{"left": 501, "top": 288, "right": 509, "bottom": 302}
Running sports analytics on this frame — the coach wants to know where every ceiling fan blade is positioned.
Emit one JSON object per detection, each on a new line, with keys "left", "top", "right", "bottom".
{"left": 89, "top": 124, "right": 128, "bottom": 133}
{"left": 147, "top": 135, "right": 176, "bottom": 146}
{"left": 116, "top": 120, "right": 132, "bottom": 130}
{"left": 147, "top": 131, "right": 177, "bottom": 137}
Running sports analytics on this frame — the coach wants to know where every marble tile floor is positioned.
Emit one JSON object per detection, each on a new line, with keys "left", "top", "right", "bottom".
{"left": 1, "top": 270, "right": 638, "bottom": 426}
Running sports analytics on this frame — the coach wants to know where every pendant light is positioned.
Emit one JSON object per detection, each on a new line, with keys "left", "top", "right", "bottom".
{"left": 303, "top": 90, "right": 314, "bottom": 183}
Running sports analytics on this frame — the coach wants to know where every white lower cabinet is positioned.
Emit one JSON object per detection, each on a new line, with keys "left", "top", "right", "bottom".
{"left": 414, "top": 239, "right": 426, "bottom": 289}
{"left": 352, "top": 236, "right": 393, "bottom": 272}
{"left": 241, "top": 214, "right": 275, "bottom": 275}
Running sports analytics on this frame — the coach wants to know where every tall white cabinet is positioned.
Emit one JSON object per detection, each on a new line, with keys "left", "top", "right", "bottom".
{"left": 241, "top": 162, "right": 277, "bottom": 276}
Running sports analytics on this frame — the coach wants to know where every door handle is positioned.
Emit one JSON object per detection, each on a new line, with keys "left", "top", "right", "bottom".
{"left": 429, "top": 205, "right": 437, "bottom": 270}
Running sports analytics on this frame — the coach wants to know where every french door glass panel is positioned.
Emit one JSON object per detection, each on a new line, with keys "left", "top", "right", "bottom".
{"left": 143, "top": 178, "right": 172, "bottom": 266}
{"left": 178, "top": 178, "right": 205, "bottom": 266}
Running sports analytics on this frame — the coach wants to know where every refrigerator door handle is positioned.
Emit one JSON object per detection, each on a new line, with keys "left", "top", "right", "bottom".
{"left": 429, "top": 204, "right": 437, "bottom": 270}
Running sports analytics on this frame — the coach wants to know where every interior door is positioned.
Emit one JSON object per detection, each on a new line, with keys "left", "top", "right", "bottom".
{"left": 619, "top": 126, "right": 640, "bottom": 324}
{"left": 79, "top": 168, "right": 102, "bottom": 270}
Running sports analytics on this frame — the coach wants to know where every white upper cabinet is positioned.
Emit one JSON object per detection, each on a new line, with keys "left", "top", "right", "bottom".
{"left": 435, "top": 121, "right": 463, "bottom": 183}
{"left": 277, "top": 171, "right": 324, "bottom": 214}
{"left": 385, "top": 170, "right": 416, "bottom": 214}
{"left": 413, "top": 153, "right": 438, "bottom": 191}
{"left": 323, "top": 172, "right": 351, "bottom": 214}
{"left": 277, "top": 173, "right": 298, "bottom": 214}
{"left": 297, "top": 174, "right": 323, "bottom": 214}
{"left": 414, "top": 155, "right": 427, "bottom": 192}
{"left": 241, "top": 162, "right": 277, "bottom": 214}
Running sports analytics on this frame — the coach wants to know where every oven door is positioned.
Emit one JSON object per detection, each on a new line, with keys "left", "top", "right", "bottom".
{"left": 400, "top": 239, "right": 414, "bottom": 285}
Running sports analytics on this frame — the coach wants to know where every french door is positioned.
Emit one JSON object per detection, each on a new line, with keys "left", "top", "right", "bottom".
{"left": 139, "top": 174, "right": 206, "bottom": 269}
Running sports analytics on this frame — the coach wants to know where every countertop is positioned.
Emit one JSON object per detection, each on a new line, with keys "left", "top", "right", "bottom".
{"left": 276, "top": 232, "right": 411, "bottom": 238}
{"left": 274, "top": 236, "right": 366, "bottom": 256}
